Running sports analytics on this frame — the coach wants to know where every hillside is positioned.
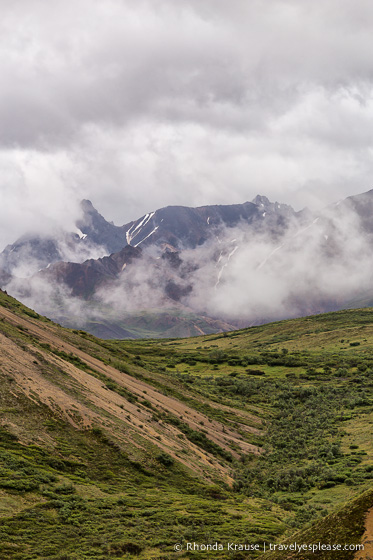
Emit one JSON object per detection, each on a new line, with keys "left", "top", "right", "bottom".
{"left": 1, "top": 291, "right": 373, "bottom": 558}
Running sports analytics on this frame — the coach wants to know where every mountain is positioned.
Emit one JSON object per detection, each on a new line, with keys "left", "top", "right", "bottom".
{"left": 0, "top": 195, "right": 304, "bottom": 277}
{"left": 1, "top": 289, "right": 373, "bottom": 558}
{"left": 342, "top": 188, "right": 373, "bottom": 233}
{"left": 4, "top": 189, "right": 373, "bottom": 339}
{"left": 121, "top": 196, "right": 304, "bottom": 251}
{"left": 0, "top": 199, "right": 127, "bottom": 277}
{"left": 40, "top": 244, "right": 143, "bottom": 298}
{"left": 76, "top": 198, "right": 127, "bottom": 252}
{"left": 0, "top": 195, "right": 307, "bottom": 338}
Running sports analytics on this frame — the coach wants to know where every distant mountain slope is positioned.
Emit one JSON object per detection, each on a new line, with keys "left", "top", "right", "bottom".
{"left": 121, "top": 196, "right": 303, "bottom": 251}
{"left": 40, "top": 244, "right": 143, "bottom": 298}
{"left": 4, "top": 189, "right": 373, "bottom": 339}
{"left": 0, "top": 199, "right": 127, "bottom": 276}
{"left": 68, "top": 309, "right": 237, "bottom": 339}
{"left": 342, "top": 188, "right": 373, "bottom": 233}
{"left": 0, "top": 195, "right": 303, "bottom": 277}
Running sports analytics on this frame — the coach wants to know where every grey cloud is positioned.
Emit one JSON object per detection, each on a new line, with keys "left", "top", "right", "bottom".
{"left": 2, "top": 0, "right": 373, "bottom": 147}
{"left": 7, "top": 198, "right": 373, "bottom": 334}
{"left": 2, "top": 1, "right": 373, "bottom": 247}
{"left": 184, "top": 202, "right": 373, "bottom": 323}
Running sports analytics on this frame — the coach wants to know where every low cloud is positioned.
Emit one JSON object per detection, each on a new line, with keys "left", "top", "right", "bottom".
{"left": 185, "top": 201, "right": 373, "bottom": 323}
{"left": 5, "top": 196, "right": 373, "bottom": 336}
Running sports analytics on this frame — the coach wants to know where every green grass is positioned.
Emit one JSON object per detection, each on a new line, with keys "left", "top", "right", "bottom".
{"left": 261, "top": 487, "right": 373, "bottom": 559}
{"left": 1, "top": 290, "right": 373, "bottom": 558}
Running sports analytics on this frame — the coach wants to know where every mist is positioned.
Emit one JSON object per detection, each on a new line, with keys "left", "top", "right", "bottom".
{"left": 5, "top": 194, "right": 373, "bottom": 337}
{"left": 185, "top": 201, "right": 373, "bottom": 324}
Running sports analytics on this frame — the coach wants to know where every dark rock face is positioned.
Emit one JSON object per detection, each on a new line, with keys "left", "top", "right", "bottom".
{"left": 77, "top": 199, "right": 126, "bottom": 253}
{"left": 41, "top": 245, "right": 142, "bottom": 297}
{"left": 161, "top": 251, "right": 183, "bottom": 269}
{"left": 164, "top": 280, "right": 193, "bottom": 302}
{"left": 121, "top": 198, "right": 302, "bottom": 252}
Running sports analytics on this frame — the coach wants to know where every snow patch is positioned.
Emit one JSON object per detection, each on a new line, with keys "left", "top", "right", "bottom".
{"left": 228, "top": 246, "right": 238, "bottom": 260}
{"left": 75, "top": 228, "right": 87, "bottom": 240}
{"left": 134, "top": 226, "right": 159, "bottom": 247}
{"left": 126, "top": 212, "right": 155, "bottom": 245}
{"left": 258, "top": 244, "right": 284, "bottom": 270}
{"left": 215, "top": 246, "right": 238, "bottom": 287}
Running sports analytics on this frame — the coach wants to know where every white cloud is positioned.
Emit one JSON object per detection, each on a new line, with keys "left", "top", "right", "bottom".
{"left": 2, "top": 0, "right": 373, "bottom": 249}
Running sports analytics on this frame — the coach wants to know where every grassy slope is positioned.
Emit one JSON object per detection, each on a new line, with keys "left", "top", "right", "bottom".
{"left": 0, "top": 292, "right": 373, "bottom": 559}
{"left": 261, "top": 487, "right": 373, "bottom": 560}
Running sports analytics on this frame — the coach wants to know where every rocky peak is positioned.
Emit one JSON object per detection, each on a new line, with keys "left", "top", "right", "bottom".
{"left": 252, "top": 195, "right": 271, "bottom": 207}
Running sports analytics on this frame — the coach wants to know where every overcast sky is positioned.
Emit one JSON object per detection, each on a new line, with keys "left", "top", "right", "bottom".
{"left": 1, "top": 0, "right": 373, "bottom": 249}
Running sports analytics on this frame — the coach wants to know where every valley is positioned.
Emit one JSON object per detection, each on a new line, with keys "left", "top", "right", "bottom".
{"left": 0, "top": 290, "right": 373, "bottom": 558}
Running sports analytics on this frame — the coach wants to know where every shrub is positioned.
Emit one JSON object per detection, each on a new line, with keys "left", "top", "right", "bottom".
{"left": 156, "top": 453, "right": 174, "bottom": 467}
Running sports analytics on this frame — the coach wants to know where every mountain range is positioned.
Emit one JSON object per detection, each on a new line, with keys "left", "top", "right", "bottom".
{"left": 2, "top": 189, "right": 373, "bottom": 337}
{"left": 0, "top": 195, "right": 303, "bottom": 274}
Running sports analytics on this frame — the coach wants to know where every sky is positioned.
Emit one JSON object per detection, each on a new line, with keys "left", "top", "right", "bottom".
{"left": 1, "top": 0, "right": 373, "bottom": 250}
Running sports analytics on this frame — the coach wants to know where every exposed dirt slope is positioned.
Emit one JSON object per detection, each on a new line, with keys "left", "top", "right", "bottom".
{"left": 0, "top": 302, "right": 260, "bottom": 483}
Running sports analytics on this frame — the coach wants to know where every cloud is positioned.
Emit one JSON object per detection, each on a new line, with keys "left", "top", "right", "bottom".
{"left": 2, "top": 0, "right": 373, "bottom": 249}
{"left": 7, "top": 196, "right": 373, "bottom": 335}
{"left": 185, "top": 201, "right": 373, "bottom": 323}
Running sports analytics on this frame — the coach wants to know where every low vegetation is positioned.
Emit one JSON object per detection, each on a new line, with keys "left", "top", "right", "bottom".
{"left": 1, "top": 290, "right": 373, "bottom": 558}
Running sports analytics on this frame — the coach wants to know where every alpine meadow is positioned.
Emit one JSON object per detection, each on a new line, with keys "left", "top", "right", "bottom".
{"left": 1, "top": 288, "right": 373, "bottom": 559}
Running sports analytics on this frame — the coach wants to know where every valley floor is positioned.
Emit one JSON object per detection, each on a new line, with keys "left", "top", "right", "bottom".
{"left": 1, "top": 291, "right": 373, "bottom": 559}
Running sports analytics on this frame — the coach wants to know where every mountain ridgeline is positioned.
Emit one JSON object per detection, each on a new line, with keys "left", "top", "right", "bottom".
{"left": 0, "top": 195, "right": 302, "bottom": 274}
{"left": 2, "top": 189, "right": 373, "bottom": 338}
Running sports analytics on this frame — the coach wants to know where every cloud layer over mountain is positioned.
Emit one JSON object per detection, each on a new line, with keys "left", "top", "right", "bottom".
{"left": 2, "top": 0, "right": 373, "bottom": 249}
{"left": 5, "top": 191, "right": 373, "bottom": 338}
